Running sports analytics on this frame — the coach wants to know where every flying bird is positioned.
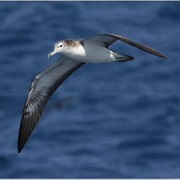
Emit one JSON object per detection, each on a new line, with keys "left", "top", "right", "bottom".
{"left": 18, "top": 33, "right": 168, "bottom": 153}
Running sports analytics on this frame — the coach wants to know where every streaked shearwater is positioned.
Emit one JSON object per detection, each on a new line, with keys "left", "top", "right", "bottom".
{"left": 18, "top": 33, "right": 168, "bottom": 153}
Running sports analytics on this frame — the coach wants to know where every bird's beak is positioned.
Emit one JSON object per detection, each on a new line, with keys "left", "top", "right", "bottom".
{"left": 48, "top": 50, "right": 57, "bottom": 58}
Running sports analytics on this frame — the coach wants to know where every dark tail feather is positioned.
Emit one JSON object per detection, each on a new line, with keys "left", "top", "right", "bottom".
{"left": 113, "top": 52, "right": 134, "bottom": 62}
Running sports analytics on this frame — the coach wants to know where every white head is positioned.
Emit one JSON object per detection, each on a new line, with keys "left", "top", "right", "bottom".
{"left": 48, "top": 40, "right": 79, "bottom": 58}
{"left": 48, "top": 41, "right": 68, "bottom": 58}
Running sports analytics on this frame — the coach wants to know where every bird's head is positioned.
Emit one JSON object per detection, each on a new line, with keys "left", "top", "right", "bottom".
{"left": 48, "top": 41, "right": 66, "bottom": 58}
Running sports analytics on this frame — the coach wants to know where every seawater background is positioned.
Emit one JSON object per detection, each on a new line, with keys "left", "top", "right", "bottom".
{"left": 0, "top": 1, "right": 180, "bottom": 178}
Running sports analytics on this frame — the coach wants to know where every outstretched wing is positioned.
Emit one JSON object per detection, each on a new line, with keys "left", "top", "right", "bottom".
{"left": 18, "top": 56, "right": 85, "bottom": 153}
{"left": 83, "top": 33, "right": 167, "bottom": 59}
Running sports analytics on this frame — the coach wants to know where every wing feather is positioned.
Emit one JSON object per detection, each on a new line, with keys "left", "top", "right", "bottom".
{"left": 18, "top": 56, "right": 85, "bottom": 153}
{"left": 83, "top": 33, "right": 167, "bottom": 59}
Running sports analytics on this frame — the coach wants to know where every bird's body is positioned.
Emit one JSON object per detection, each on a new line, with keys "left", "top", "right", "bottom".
{"left": 18, "top": 33, "right": 168, "bottom": 153}
{"left": 52, "top": 39, "right": 131, "bottom": 63}
{"left": 71, "top": 42, "right": 114, "bottom": 63}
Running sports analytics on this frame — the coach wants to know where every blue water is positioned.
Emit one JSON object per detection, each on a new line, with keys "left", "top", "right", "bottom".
{"left": 0, "top": 1, "right": 180, "bottom": 178}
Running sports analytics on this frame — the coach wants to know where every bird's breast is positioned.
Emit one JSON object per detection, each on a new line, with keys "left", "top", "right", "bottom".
{"left": 64, "top": 44, "right": 113, "bottom": 63}
{"left": 80, "top": 44, "right": 113, "bottom": 63}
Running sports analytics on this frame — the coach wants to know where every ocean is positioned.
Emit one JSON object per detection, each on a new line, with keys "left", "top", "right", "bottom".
{"left": 0, "top": 1, "right": 180, "bottom": 178}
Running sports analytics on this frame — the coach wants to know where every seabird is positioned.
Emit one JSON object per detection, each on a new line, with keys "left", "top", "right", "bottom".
{"left": 18, "top": 33, "right": 168, "bottom": 153}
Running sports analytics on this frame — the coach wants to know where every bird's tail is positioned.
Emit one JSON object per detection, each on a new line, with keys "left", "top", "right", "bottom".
{"left": 113, "top": 52, "right": 134, "bottom": 62}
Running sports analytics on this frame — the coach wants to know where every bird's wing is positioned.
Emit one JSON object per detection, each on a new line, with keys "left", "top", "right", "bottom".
{"left": 18, "top": 56, "right": 85, "bottom": 153}
{"left": 83, "top": 33, "right": 167, "bottom": 59}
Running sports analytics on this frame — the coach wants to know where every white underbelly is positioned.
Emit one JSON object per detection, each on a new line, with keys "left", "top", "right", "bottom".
{"left": 69, "top": 44, "right": 115, "bottom": 63}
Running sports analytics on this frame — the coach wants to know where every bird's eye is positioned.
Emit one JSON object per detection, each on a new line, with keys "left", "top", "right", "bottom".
{"left": 59, "top": 45, "right": 62, "bottom": 47}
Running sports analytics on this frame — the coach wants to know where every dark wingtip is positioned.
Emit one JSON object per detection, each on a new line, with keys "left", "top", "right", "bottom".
{"left": 18, "top": 147, "right": 22, "bottom": 153}
{"left": 18, "top": 137, "right": 24, "bottom": 153}
{"left": 17, "top": 121, "right": 28, "bottom": 154}
{"left": 157, "top": 52, "right": 168, "bottom": 59}
{"left": 161, "top": 54, "right": 169, "bottom": 59}
{"left": 18, "top": 141, "right": 24, "bottom": 153}
{"left": 18, "top": 126, "right": 32, "bottom": 153}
